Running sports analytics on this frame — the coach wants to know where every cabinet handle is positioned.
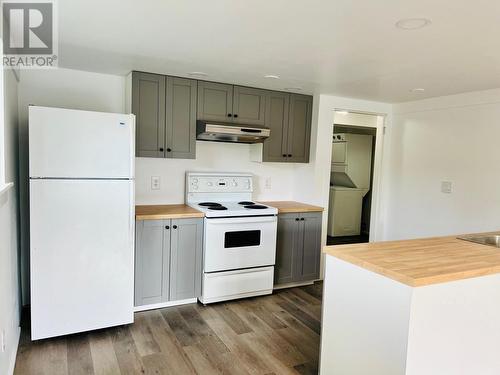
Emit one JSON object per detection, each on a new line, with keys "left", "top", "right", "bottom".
{"left": 173, "top": 225, "right": 178, "bottom": 229}
{"left": 288, "top": 154, "right": 292, "bottom": 157}
{"left": 165, "top": 225, "right": 170, "bottom": 229}
{"left": 159, "top": 148, "right": 164, "bottom": 152}
{"left": 282, "top": 154, "right": 287, "bottom": 158}
{"left": 295, "top": 218, "right": 300, "bottom": 221}
{"left": 167, "top": 148, "right": 172, "bottom": 152}
{"left": 227, "top": 113, "right": 232, "bottom": 117}
{"left": 234, "top": 114, "right": 238, "bottom": 118}
{"left": 300, "top": 218, "right": 305, "bottom": 221}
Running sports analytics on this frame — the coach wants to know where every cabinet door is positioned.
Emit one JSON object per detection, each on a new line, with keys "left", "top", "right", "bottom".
{"left": 135, "top": 220, "right": 170, "bottom": 306}
{"left": 197, "top": 81, "right": 233, "bottom": 122}
{"left": 275, "top": 213, "right": 300, "bottom": 284}
{"left": 232, "top": 86, "right": 267, "bottom": 126}
{"left": 286, "top": 94, "right": 312, "bottom": 163}
{"left": 332, "top": 142, "right": 347, "bottom": 164}
{"left": 169, "top": 218, "right": 203, "bottom": 300}
{"left": 296, "top": 212, "right": 322, "bottom": 281}
{"left": 263, "top": 91, "right": 289, "bottom": 162}
{"left": 132, "top": 72, "right": 166, "bottom": 158}
{"left": 166, "top": 77, "right": 197, "bottom": 159}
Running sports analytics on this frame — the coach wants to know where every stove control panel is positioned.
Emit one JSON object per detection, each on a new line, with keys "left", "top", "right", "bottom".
{"left": 186, "top": 173, "right": 253, "bottom": 193}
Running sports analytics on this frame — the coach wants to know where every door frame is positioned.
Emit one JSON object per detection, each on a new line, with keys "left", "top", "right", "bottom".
{"left": 329, "top": 109, "right": 386, "bottom": 242}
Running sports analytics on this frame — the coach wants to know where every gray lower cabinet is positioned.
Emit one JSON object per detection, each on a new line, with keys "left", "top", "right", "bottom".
{"left": 197, "top": 81, "right": 233, "bottom": 122}
{"left": 135, "top": 218, "right": 203, "bottom": 307}
{"left": 275, "top": 212, "right": 322, "bottom": 285}
{"left": 132, "top": 71, "right": 197, "bottom": 159}
{"left": 262, "top": 93, "right": 312, "bottom": 163}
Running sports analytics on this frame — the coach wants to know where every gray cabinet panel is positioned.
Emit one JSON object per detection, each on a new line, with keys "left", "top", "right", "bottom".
{"left": 132, "top": 72, "right": 166, "bottom": 158}
{"left": 263, "top": 91, "right": 289, "bottom": 162}
{"left": 166, "top": 77, "right": 197, "bottom": 159}
{"left": 135, "top": 220, "right": 170, "bottom": 306}
{"left": 286, "top": 94, "right": 312, "bottom": 163}
{"left": 275, "top": 213, "right": 299, "bottom": 284}
{"left": 169, "top": 218, "right": 203, "bottom": 300}
{"left": 298, "top": 212, "right": 322, "bottom": 281}
{"left": 274, "top": 211, "right": 322, "bottom": 285}
{"left": 233, "top": 86, "right": 267, "bottom": 126}
{"left": 197, "top": 81, "right": 233, "bottom": 122}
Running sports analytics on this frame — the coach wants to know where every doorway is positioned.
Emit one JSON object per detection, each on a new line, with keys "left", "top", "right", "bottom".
{"left": 327, "top": 111, "right": 379, "bottom": 246}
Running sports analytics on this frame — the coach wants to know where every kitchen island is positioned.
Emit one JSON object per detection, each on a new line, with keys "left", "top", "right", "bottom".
{"left": 320, "top": 233, "right": 500, "bottom": 375}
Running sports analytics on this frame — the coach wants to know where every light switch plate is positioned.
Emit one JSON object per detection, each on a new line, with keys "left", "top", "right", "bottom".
{"left": 441, "top": 181, "right": 452, "bottom": 194}
{"left": 151, "top": 176, "right": 161, "bottom": 190}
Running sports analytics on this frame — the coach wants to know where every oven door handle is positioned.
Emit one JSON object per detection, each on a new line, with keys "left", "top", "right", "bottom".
{"left": 205, "top": 216, "right": 277, "bottom": 225}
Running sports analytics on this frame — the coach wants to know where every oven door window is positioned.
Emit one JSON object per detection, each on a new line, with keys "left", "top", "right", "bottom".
{"left": 224, "top": 230, "right": 261, "bottom": 248}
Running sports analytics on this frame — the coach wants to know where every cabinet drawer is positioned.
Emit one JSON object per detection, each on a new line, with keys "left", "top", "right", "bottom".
{"left": 201, "top": 266, "right": 274, "bottom": 304}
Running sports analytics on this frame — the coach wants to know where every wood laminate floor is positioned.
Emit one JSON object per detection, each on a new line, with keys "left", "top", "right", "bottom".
{"left": 14, "top": 282, "right": 323, "bottom": 375}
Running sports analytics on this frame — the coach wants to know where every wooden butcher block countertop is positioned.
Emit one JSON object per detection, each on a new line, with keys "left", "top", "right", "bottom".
{"left": 261, "top": 201, "right": 323, "bottom": 213}
{"left": 136, "top": 204, "right": 204, "bottom": 220}
{"left": 324, "top": 233, "right": 500, "bottom": 287}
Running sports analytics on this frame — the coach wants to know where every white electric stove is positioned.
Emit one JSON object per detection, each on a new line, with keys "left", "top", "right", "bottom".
{"left": 186, "top": 172, "right": 278, "bottom": 304}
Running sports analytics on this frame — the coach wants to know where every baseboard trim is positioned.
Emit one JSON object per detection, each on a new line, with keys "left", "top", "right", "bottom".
{"left": 8, "top": 326, "right": 21, "bottom": 375}
{"left": 273, "top": 280, "right": 317, "bottom": 290}
{"left": 134, "top": 298, "right": 197, "bottom": 312}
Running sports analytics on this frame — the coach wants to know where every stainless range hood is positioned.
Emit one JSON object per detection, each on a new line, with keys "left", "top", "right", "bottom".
{"left": 196, "top": 121, "right": 270, "bottom": 144}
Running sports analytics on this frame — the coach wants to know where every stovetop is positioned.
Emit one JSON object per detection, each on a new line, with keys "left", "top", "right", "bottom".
{"left": 190, "top": 201, "right": 278, "bottom": 218}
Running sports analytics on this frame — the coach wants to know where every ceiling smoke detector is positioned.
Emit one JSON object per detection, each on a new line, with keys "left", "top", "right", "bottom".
{"left": 264, "top": 74, "right": 280, "bottom": 79}
{"left": 410, "top": 88, "right": 425, "bottom": 92}
{"left": 395, "top": 18, "right": 431, "bottom": 30}
{"left": 188, "top": 71, "right": 208, "bottom": 77}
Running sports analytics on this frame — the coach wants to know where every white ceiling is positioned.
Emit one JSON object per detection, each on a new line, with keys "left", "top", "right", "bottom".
{"left": 59, "top": 0, "right": 500, "bottom": 102}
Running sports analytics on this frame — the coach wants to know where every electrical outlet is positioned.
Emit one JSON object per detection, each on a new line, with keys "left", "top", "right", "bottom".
{"left": 265, "top": 177, "right": 272, "bottom": 189}
{"left": 1, "top": 329, "right": 5, "bottom": 353}
{"left": 151, "top": 176, "right": 161, "bottom": 190}
{"left": 441, "top": 181, "right": 452, "bottom": 194}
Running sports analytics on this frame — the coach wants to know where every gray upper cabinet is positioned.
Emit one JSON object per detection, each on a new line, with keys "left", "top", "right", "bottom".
{"left": 263, "top": 91, "right": 289, "bottom": 162}
{"left": 132, "top": 72, "right": 166, "bottom": 158}
{"left": 197, "top": 81, "right": 233, "bottom": 122}
{"left": 169, "top": 218, "right": 203, "bottom": 301}
{"left": 232, "top": 86, "right": 267, "bottom": 126}
{"left": 286, "top": 94, "right": 312, "bottom": 163}
{"left": 134, "top": 220, "right": 170, "bottom": 306}
{"left": 132, "top": 71, "right": 196, "bottom": 159}
{"left": 262, "top": 92, "right": 312, "bottom": 163}
{"left": 274, "top": 211, "right": 322, "bottom": 285}
{"left": 166, "top": 77, "right": 197, "bottom": 159}
{"left": 135, "top": 218, "right": 203, "bottom": 308}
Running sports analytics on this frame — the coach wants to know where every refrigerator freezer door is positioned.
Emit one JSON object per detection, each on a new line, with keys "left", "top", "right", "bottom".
{"left": 29, "top": 106, "right": 135, "bottom": 179}
{"left": 30, "top": 179, "right": 134, "bottom": 340}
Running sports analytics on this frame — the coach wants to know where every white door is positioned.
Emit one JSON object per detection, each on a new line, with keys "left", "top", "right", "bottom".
{"left": 30, "top": 179, "right": 134, "bottom": 340}
{"left": 204, "top": 216, "right": 277, "bottom": 272}
{"left": 29, "top": 106, "right": 135, "bottom": 178}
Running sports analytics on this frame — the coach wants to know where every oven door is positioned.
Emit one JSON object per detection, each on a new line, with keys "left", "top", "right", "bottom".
{"left": 204, "top": 215, "right": 277, "bottom": 272}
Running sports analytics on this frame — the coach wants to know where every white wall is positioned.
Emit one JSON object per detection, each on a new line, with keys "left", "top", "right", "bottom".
{"left": 384, "top": 88, "right": 500, "bottom": 240}
{"left": 0, "top": 68, "right": 21, "bottom": 375}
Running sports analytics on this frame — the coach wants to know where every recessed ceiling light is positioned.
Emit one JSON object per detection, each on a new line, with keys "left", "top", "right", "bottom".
{"left": 284, "top": 87, "right": 302, "bottom": 91}
{"left": 410, "top": 88, "right": 425, "bottom": 92}
{"left": 188, "top": 71, "right": 208, "bottom": 77}
{"left": 264, "top": 74, "right": 280, "bottom": 79}
{"left": 395, "top": 18, "right": 431, "bottom": 30}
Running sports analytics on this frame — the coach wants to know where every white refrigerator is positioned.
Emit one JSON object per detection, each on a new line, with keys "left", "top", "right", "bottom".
{"left": 29, "top": 106, "right": 135, "bottom": 340}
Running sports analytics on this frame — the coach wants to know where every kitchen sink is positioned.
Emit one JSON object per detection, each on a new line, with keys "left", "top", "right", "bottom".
{"left": 458, "top": 234, "right": 500, "bottom": 248}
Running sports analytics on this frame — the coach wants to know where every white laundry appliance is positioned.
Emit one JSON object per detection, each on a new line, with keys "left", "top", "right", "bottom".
{"left": 186, "top": 172, "right": 278, "bottom": 304}
{"left": 29, "top": 106, "right": 135, "bottom": 340}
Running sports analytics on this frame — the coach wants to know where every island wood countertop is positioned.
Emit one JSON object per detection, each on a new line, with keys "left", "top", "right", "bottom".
{"left": 260, "top": 201, "right": 323, "bottom": 213}
{"left": 136, "top": 204, "right": 204, "bottom": 220}
{"left": 324, "top": 233, "right": 500, "bottom": 287}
